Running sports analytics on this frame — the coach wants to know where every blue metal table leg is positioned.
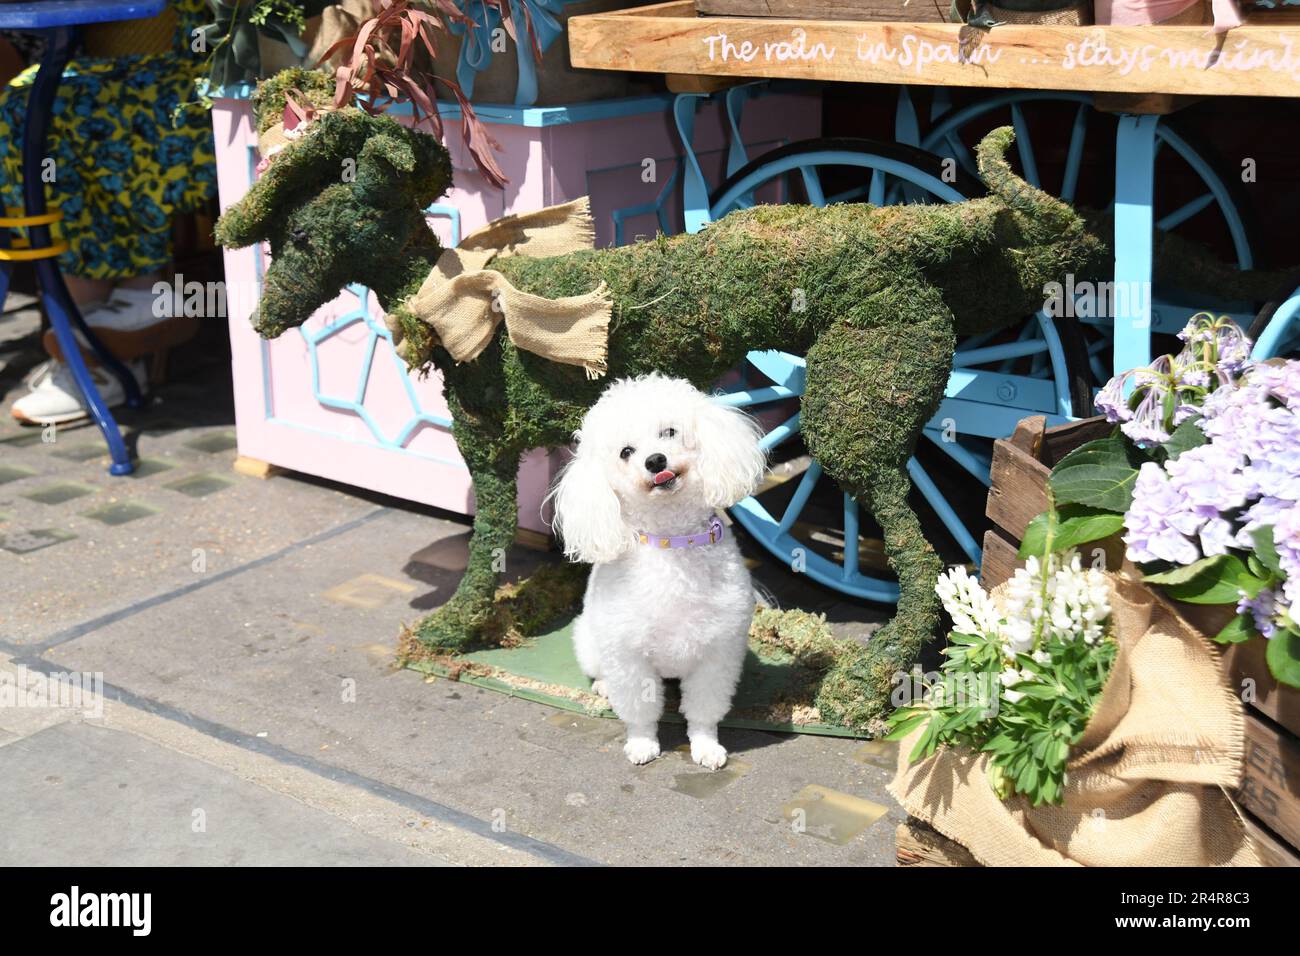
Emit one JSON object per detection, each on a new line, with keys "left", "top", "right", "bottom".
{"left": 23, "top": 27, "right": 136, "bottom": 474}
{"left": 0, "top": 231, "right": 11, "bottom": 305}
{"left": 1112, "top": 113, "right": 1159, "bottom": 379}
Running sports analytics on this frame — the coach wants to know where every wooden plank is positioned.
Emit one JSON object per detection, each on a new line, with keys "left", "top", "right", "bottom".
{"left": 233, "top": 455, "right": 283, "bottom": 480}
{"left": 665, "top": 71, "right": 745, "bottom": 91}
{"left": 1092, "top": 91, "right": 1200, "bottom": 115}
{"left": 985, "top": 437, "right": 1051, "bottom": 539}
{"left": 980, "top": 527, "right": 1020, "bottom": 590}
{"left": 695, "top": 0, "right": 950, "bottom": 22}
{"left": 1006, "top": 414, "right": 1046, "bottom": 457}
{"left": 1236, "top": 714, "right": 1300, "bottom": 853}
{"left": 1240, "top": 811, "right": 1300, "bottom": 867}
{"left": 1228, "top": 637, "right": 1300, "bottom": 740}
{"left": 515, "top": 527, "right": 555, "bottom": 551}
{"left": 1040, "top": 416, "right": 1113, "bottom": 468}
{"left": 568, "top": 2, "right": 1300, "bottom": 97}
{"left": 895, "top": 818, "right": 982, "bottom": 866}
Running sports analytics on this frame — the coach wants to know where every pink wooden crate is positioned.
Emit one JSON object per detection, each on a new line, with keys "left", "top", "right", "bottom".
{"left": 213, "top": 90, "right": 821, "bottom": 533}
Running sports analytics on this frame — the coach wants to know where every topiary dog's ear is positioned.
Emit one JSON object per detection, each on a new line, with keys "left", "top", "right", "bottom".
{"left": 354, "top": 130, "right": 453, "bottom": 209}
{"left": 215, "top": 109, "right": 365, "bottom": 249}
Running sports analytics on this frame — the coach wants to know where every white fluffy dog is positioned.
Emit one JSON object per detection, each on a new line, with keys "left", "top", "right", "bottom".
{"left": 550, "top": 374, "right": 766, "bottom": 770}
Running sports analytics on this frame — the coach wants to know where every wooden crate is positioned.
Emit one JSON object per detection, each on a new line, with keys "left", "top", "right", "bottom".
{"left": 981, "top": 414, "right": 1300, "bottom": 866}
{"left": 895, "top": 818, "right": 982, "bottom": 866}
{"left": 694, "top": 0, "right": 952, "bottom": 21}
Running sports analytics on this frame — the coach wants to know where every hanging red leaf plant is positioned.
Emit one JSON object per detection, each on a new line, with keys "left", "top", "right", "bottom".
{"left": 315, "top": 0, "right": 539, "bottom": 188}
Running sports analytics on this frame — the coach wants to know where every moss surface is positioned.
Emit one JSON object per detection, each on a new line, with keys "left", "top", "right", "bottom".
{"left": 218, "top": 87, "right": 1119, "bottom": 730}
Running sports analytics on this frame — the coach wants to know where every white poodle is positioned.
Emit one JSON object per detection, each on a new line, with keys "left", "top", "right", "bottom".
{"left": 550, "top": 374, "right": 766, "bottom": 770}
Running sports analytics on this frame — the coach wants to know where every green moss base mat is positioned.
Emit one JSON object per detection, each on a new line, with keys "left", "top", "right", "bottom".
{"left": 402, "top": 613, "right": 874, "bottom": 739}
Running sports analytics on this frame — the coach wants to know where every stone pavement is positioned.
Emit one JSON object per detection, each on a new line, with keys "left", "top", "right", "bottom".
{"left": 0, "top": 293, "right": 903, "bottom": 866}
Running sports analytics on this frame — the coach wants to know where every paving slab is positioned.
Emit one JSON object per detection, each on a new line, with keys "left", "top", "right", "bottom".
{"left": 0, "top": 721, "right": 441, "bottom": 866}
{"left": 0, "top": 317, "right": 903, "bottom": 866}
{"left": 0, "top": 430, "right": 383, "bottom": 646}
{"left": 41, "top": 508, "right": 903, "bottom": 866}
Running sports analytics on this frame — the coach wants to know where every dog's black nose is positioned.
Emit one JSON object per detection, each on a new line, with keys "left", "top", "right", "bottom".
{"left": 644, "top": 453, "right": 667, "bottom": 473}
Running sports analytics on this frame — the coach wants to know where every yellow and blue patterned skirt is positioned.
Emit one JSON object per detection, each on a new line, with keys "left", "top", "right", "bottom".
{"left": 0, "top": 0, "right": 216, "bottom": 280}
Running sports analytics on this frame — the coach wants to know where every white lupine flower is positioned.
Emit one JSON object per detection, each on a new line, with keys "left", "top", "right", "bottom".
{"left": 999, "top": 548, "right": 1110, "bottom": 650}
{"left": 936, "top": 565, "right": 1002, "bottom": 637}
{"left": 933, "top": 549, "right": 1111, "bottom": 705}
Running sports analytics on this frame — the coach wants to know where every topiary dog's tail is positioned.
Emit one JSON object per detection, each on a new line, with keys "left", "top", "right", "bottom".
{"left": 976, "top": 126, "right": 1084, "bottom": 246}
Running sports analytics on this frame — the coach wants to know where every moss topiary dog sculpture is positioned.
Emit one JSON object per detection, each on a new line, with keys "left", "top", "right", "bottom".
{"left": 216, "top": 82, "right": 1108, "bottom": 729}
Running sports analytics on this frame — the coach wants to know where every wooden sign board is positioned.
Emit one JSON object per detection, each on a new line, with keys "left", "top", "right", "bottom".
{"left": 570, "top": 1, "right": 1300, "bottom": 97}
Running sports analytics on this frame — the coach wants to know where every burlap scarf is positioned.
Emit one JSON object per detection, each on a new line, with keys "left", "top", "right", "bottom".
{"left": 889, "top": 574, "right": 1264, "bottom": 867}
{"left": 387, "top": 198, "right": 612, "bottom": 378}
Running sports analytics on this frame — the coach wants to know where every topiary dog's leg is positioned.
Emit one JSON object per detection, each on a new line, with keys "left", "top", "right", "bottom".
{"left": 413, "top": 442, "right": 520, "bottom": 651}
{"left": 799, "top": 285, "right": 955, "bottom": 730}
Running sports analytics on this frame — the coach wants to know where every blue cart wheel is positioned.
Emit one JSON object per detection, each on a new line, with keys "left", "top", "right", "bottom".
{"left": 920, "top": 92, "right": 1260, "bottom": 380}
{"left": 1249, "top": 270, "right": 1300, "bottom": 360}
{"left": 707, "top": 138, "right": 1092, "bottom": 602}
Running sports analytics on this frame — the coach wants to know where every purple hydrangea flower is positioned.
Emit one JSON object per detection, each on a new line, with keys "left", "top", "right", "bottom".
{"left": 1238, "top": 587, "right": 1279, "bottom": 639}
{"left": 1123, "top": 462, "right": 1203, "bottom": 565}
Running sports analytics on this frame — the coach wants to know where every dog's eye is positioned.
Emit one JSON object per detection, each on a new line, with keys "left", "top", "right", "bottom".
{"left": 660, "top": 427, "right": 677, "bottom": 439}
{"left": 619, "top": 446, "right": 634, "bottom": 460}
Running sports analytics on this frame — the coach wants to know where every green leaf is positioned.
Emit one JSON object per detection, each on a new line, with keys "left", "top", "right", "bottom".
{"left": 1214, "top": 614, "right": 1258, "bottom": 645}
{"left": 1155, "top": 553, "right": 1268, "bottom": 605}
{"left": 1019, "top": 504, "right": 1124, "bottom": 559}
{"left": 1252, "top": 526, "right": 1283, "bottom": 577}
{"left": 1017, "top": 508, "right": 1057, "bottom": 559}
{"left": 884, "top": 712, "right": 930, "bottom": 740}
{"left": 1054, "top": 505, "right": 1125, "bottom": 553}
{"left": 1048, "top": 435, "right": 1142, "bottom": 512}
{"left": 1266, "top": 629, "right": 1300, "bottom": 689}
{"left": 1161, "top": 416, "right": 1207, "bottom": 461}
{"left": 1143, "top": 553, "right": 1228, "bottom": 586}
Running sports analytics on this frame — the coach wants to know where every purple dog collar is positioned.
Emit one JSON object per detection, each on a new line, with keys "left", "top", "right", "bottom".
{"left": 636, "top": 515, "right": 725, "bottom": 550}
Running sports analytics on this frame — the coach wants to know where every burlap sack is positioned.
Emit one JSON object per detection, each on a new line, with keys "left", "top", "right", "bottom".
{"left": 889, "top": 574, "right": 1264, "bottom": 867}
{"left": 985, "top": 1, "right": 1094, "bottom": 24}
{"left": 387, "top": 197, "right": 611, "bottom": 377}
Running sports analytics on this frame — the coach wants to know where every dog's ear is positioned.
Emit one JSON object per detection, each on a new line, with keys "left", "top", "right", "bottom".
{"left": 690, "top": 400, "right": 767, "bottom": 509}
{"left": 215, "top": 109, "right": 361, "bottom": 249}
{"left": 354, "top": 130, "right": 451, "bottom": 209}
{"left": 549, "top": 437, "right": 632, "bottom": 564}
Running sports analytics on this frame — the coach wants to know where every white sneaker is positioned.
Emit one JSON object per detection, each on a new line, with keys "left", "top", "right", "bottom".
{"left": 10, "top": 358, "right": 146, "bottom": 426}
{"left": 83, "top": 286, "right": 177, "bottom": 333}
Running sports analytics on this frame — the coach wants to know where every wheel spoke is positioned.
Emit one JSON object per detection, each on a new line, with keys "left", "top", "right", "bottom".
{"left": 907, "top": 457, "right": 982, "bottom": 564}
{"left": 758, "top": 411, "right": 801, "bottom": 453}
{"left": 868, "top": 169, "right": 885, "bottom": 206}
{"left": 776, "top": 459, "right": 822, "bottom": 535}
{"left": 1061, "top": 103, "right": 1088, "bottom": 203}
{"left": 1157, "top": 192, "right": 1215, "bottom": 232}
{"left": 952, "top": 339, "right": 1048, "bottom": 368}
{"left": 923, "top": 428, "right": 993, "bottom": 486}
{"left": 799, "top": 165, "right": 827, "bottom": 207}
{"left": 842, "top": 493, "right": 860, "bottom": 580}
{"left": 713, "top": 383, "right": 802, "bottom": 407}
{"left": 1010, "top": 103, "right": 1041, "bottom": 189}
{"left": 938, "top": 132, "right": 979, "bottom": 181}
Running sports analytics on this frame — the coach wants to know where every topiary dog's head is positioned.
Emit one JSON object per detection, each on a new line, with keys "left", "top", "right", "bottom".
{"left": 216, "top": 82, "right": 453, "bottom": 338}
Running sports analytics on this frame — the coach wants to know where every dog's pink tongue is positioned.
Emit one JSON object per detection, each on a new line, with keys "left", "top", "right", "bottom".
{"left": 653, "top": 469, "right": 676, "bottom": 486}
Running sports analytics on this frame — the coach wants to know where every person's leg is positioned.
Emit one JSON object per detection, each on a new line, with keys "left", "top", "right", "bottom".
{"left": 116, "top": 271, "right": 163, "bottom": 291}
{"left": 62, "top": 275, "right": 112, "bottom": 307}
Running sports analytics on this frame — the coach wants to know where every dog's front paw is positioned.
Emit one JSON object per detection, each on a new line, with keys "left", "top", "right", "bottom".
{"left": 690, "top": 738, "right": 728, "bottom": 771}
{"left": 590, "top": 679, "right": 609, "bottom": 700}
{"left": 623, "top": 736, "right": 661, "bottom": 765}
